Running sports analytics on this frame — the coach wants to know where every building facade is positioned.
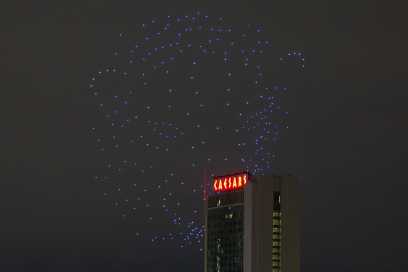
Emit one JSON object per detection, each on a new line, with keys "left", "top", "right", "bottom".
{"left": 204, "top": 173, "right": 300, "bottom": 272}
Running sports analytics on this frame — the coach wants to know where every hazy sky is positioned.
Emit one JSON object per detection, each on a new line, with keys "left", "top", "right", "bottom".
{"left": 2, "top": 1, "right": 407, "bottom": 271}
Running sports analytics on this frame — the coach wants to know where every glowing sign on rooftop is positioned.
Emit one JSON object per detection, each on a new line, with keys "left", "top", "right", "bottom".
{"left": 213, "top": 173, "right": 249, "bottom": 193}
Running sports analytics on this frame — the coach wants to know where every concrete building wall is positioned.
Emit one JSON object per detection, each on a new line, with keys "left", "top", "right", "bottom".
{"left": 281, "top": 176, "right": 300, "bottom": 272}
{"left": 243, "top": 181, "right": 254, "bottom": 272}
{"left": 244, "top": 175, "right": 300, "bottom": 272}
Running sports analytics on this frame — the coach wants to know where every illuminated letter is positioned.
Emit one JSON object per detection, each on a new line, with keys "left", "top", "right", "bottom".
{"left": 228, "top": 177, "right": 232, "bottom": 189}
{"left": 213, "top": 179, "right": 218, "bottom": 192}
{"left": 223, "top": 178, "right": 228, "bottom": 191}
{"left": 232, "top": 177, "right": 237, "bottom": 188}
{"left": 243, "top": 174, "right": 247, "bottom": 185}
{"left": 218, "top": 180, "right": 223, "bottom": 191}
{"left": 238, "top": 176, "right": 243, "bottom": 187}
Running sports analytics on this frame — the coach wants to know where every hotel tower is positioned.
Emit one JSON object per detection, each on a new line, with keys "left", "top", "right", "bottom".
{"left": 204, "top": 173, "right": 300, "bottom": 272}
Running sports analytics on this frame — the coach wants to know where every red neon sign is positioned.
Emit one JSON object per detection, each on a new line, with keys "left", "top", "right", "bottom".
{"left": 213, "top": 173, "right": 249, "bottom": 193}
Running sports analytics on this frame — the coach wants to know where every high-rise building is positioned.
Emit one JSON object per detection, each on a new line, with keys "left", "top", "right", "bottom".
{"left": 204, "top": 173, "right": 300, "bottom": 272}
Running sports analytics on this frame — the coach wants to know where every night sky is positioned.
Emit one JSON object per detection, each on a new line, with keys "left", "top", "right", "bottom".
{"left": 2, "top": 1, "right": 407, "bottom": 271}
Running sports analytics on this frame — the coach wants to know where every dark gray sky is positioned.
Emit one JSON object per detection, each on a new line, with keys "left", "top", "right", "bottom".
{"left": 1, "top": 0, "right": 407, "bottom": 271}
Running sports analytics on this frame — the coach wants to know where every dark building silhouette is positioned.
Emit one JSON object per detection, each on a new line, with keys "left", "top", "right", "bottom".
{"left": 204, "top": 173, "right": 300, "bottom": 272}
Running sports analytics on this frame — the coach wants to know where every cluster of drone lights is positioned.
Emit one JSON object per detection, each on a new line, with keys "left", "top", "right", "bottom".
{"left": 213, "top": 173, "right": 249, "bottom": 192}
{"left": 89, "top": 10, "right": 304, "bottom": 251}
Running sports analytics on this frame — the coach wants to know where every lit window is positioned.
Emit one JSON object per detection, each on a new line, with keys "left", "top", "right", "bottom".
{"left": 272, "top": 219, "right": 281, "bottom": 225}
{"left": 272, "top": 234, "right": 281, "bottom": 240}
